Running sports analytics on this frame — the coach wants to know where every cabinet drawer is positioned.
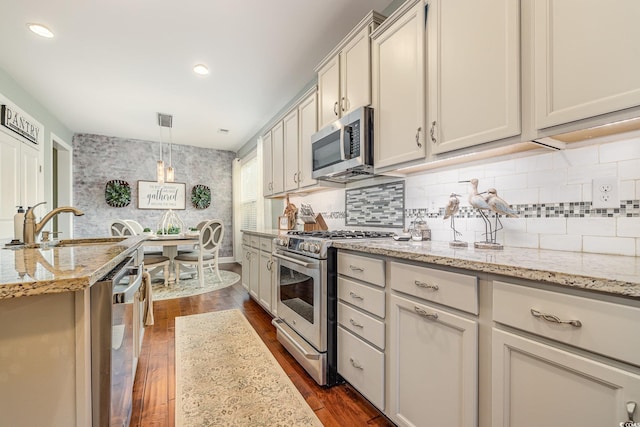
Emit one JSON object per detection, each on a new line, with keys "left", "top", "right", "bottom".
{"left": 493, "top": 280, "right": 640, "bottom": 367}
{"left": 249, "top": 235, "right": 260, "bottom": 248}
{"left": 338, "top": 277, "right": 385, "bottom": 318}
{"left": 338, "top": 326, "right": 385, "bottom": 411}
{"left": 259, "top": 236, "right": 273, "bottom": 252}
{"left": 242, "top": 234, "right": 250, "bottom": 246}
{"left": 338, "top": 302, "right": 385, "bottom": 349}
{"left": 389, "top": 262, "right": 478, "bottom": 314}
{"left": 338, "top": 252, "right": 385, "bottom": 287}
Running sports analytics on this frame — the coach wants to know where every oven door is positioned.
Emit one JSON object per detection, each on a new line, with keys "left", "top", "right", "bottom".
{"left": 273, "top": 250, "right": 326, "bottom": 352}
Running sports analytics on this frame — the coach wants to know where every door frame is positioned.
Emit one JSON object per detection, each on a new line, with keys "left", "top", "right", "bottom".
{"left": 51, "top": 133, "right": 73, "bottom": 238}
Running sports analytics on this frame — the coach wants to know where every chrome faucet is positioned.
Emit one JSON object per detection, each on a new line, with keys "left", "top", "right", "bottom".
{"left": 23, "top": 202, "right": 85, "bottom": 245}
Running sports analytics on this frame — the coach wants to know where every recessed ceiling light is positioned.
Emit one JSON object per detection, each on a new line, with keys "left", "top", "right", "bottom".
{"left": 27, "top": 23, "right": 54, "bottom": 38}
{"left": 193, "top": 64, "right": 209, "bottom": 75}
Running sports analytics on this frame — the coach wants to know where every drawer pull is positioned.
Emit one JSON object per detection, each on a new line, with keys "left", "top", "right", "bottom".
{"left": 349, "top": 357, "right": 364, "bottom": 370}
{"left": 349, "top": 318, "right": 364, "bottom": 328}
{"left": 349, "top": 291, "right": 364, "bottom": 300}
{"left": 627, "top": 401, "right": 637, "bottom": 421}
{"left": 414, "top": 306, "right": 438, "bottom": 320}
{"left": 415, "top": 280, "right": 439, "bottom": 291}
{"left": 530, "top": 309, "right": 582, "bottom": 327}
{"left": 349, "top": 265, "right": 364, "bottom": 272}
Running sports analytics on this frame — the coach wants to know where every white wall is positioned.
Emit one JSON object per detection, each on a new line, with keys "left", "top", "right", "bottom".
{"left": 290, "top": 132, "right": 640, "bottom": 256}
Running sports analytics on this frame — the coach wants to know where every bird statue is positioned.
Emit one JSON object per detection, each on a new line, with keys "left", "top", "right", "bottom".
{"left": 484, "top": 188, "right": 518, "bottom": 241}
{"left": 443, "top": 193, "right": 465, "bottom": 245}
{"left": 466, "top": 178, "right": 493, "bottom": 243}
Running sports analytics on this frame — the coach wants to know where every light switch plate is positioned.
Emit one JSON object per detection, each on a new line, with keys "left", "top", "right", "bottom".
{"left": 592, "top": 177, "right": 619, "bottom": 209}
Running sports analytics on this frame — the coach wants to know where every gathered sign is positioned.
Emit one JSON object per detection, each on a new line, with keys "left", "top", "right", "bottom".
{"left": 1, "top": 104, "right": 42, "bottom": 145}
{"left": 138, "top": 181, "right": 186, "bottom": 210}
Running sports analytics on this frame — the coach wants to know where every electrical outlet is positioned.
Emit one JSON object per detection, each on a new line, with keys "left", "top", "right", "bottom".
{"left": 592, "top": 177, "right": 619, "bottom": 209}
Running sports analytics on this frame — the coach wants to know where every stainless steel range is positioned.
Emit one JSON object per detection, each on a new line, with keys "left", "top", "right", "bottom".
{"left": 271, "top": 230, "right": 394, "bottom": 386}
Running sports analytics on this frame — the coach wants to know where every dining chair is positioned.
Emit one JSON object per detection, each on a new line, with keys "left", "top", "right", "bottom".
{"left": 174, "top": 219, "right": 224, "bottom": 287}
{"left": 109, "top": 219, "right": 170, "bottom": 286}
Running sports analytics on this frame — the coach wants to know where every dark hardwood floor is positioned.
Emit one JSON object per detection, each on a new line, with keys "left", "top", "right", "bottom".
{"left": 130, "top": 263, "right": 394, "bottom": 426}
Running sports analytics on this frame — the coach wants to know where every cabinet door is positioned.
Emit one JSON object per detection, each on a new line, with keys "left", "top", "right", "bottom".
{"left": 271, "top": 122, "right": 284, "bottom": 194}
{"left": 297, "top": 91, "right": 317, "bottom": 189}
{"left": 493, "top": 328, "right": 640, "bottom": 427}
{"left": 0, "top": 133, "right": 20, "bottom": 238}
{"left": 258, "top": 251, "right": 272, "bottom": 312}
{"left": 534, "top": 0, "right": 640, "bottom": 129}
{"left": 317, "top": 55, "right": 341, "bottom": 129}
{"left": 241, "top": 245, "right": 250, "bottom": 290}
{"left": 262, "top": 131, "right": 273, "bottom": 196}
{"left": 372, "top": 0, "right": 426, "bottom": 170}
{"left": 389, "top": 294, "right": 478, "bottom": 427}
{"left": 249, "top": 248, "right": 259, "bottom": 299}
{"left": 283, "top": 109, "right": 299, "bottom": 192}
{"left": 20, "top": 143, "right": 41, "bottom": 209}
{"left": 340, "top": 26, "right": 371, "bottom": 116}
{"left": 428, "top": 0, "right": 520, "bottom": 154}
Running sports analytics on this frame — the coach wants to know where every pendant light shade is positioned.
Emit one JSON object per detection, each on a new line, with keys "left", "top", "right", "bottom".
{"left": 156, "top": 159, "right": 165, "bottom": 184}
{"left": 165, "top": 165, "right": 175, "bottom": 182}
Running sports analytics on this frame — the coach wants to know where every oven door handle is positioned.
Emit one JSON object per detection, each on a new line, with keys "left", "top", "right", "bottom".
{"left": 113, "top": 263, "right": 144, "bottom": 304}
{"left": 272, "top": 252, "right": 319, "bottom": 269}
{"left": 272, "top": 318, "right": 321, "bottom": 360}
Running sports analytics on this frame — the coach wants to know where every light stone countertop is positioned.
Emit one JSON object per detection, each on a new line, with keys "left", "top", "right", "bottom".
{"left": 332, "top": 240, "right": 640, "bottom": 299}
{"left": 241, "top": 229, "right": 286, "bottom": 239}
{"left": 0, "top": 235, "right": 146, "bottom": 299}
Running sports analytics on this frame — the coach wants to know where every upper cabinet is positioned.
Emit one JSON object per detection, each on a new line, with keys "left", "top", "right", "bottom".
{"left": 532, "top": 0, "right": 640, "bottom": 130}
{"left": 371, "top": 0, "right": 427, "bottom": 169}
{"left": 296, "top": 91, "right": 318, "bottom": 190}
{"left": 271, "top": 121, "right": 284, "bottom": 195}
{"left": 427, "top": 0, "right": 520, "bottom": 154}
{"left": 283, "top": 108, "right": 300, "bottom": 192}
{"left": 261, "top": 130, "right": 273, "bottom": 196}
{"left": 316, "top": 11, "right": 386, "bottom": 129}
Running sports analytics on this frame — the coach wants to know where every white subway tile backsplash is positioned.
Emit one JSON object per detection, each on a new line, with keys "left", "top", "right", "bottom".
{"left": 617, "top": 217, "right": 640, "bottom": 237}
{"left": 567, "top": 163, "right": 617, "bottom": 184}
{"left": 553, "top": 145, "right": 599, "bottom": 169}
{"left": 583, "top": 236, "right": 635, "bottom": 256}
{"left": 620, "top": 180, "right": 636, "bottom": 201}
{"left": 540, "top": 234, "right": 582, "bottom": 252}
{"left": 487, "top": 159, "right": 517, "bottom": 176}
{"left": 516, "top": 152, "right": 553, "bottom": 173}
{"left": 539, "top": 184, "right": 582, "bottom": 203}
{"left": 619, "top": 159, "right": 640, "bottom": 181}
{"left": 500, "top": 188, "right": 539, "bottom": 205}
{"left": 599, "top": 137, "right": 640, "bottom": 163}
{"left": 527, "top": 217, "right": 566, "bottom": 234}
{"left": 504, "top": 231, "right": 539, "bottom": 249}
{"left": 494, "top": 173, "right": 527, "bottom": 191}
{"left": 527, "top": 169, "right": 566, "bottom": 188}
{"left": 567, "top": 217, "right": 616, "bottom": 236}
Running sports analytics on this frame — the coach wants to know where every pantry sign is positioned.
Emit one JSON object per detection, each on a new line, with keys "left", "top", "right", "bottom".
{"left": 1, "top": 102, "right": 42, "bottom": 145}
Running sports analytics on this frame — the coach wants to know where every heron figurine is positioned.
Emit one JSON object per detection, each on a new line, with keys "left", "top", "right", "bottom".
{"left": 466, "top": 178, "right": 494, "bottom": 244}
{"left": 484, "top": 187, "right": 518, "bottom": 241}
{"left": 443, "top": 193, "right": 467, "bottom": 247}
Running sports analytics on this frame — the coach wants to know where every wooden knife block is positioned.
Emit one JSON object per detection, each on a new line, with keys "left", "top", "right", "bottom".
{"left": 303, "top": 213, "right": 328, "bottom": 231}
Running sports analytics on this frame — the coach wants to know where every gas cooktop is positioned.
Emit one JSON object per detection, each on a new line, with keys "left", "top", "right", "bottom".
{"left": 286, "top": 230, "right": 395, "bottom": 240}
{"left": 275, "top": 230, "right": 396, "bottom": 259}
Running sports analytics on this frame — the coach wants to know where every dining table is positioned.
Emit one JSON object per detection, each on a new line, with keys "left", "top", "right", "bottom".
{"left": 144, "top": 233, "right": 199, "bottom": 284}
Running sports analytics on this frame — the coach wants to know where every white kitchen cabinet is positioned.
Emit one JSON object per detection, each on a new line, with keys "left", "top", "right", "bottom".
{"left": 0, "top": 131, "right": 41, "bottom": 239}
{"left": 248, "top": 246, "right": 259, "bottom": 300}
{"left": 492, "top": 329, "right": 640, "bottom": 427}
{"left": 261, "top": 131, "right": 273, "bottom": 196}
{"left": 533, "top": 0, "right": 640, "bottom": 129}
{"left": 316, "top": 11, "right": 385, "bottom": 129}
{"left": 241, "top": 244, "right": 251, "bottom": 290}
{"left": 296, "top": 91, "right": 318, "bottom": 189}
{"left": 283, "top": 109, "right": 299, "bottom": 192}
{"left": 388, "top": 294, "right": 478, "bottom": 427}
{"left": 258, "top": 250, "right": 273, "bottom": 313}
{"left": 427, "top": 0, "right": 520, "bottom": 154}
{"left": 271, "top": 122, "right": 284, "bottom": 195}
{"left": 371, "top": 0, "right": 427, "bottom": 170}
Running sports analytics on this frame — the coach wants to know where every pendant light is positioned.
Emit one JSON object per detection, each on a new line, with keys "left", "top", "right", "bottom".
{"left": 157, "top": 113, "right": 174, "bottom": 183}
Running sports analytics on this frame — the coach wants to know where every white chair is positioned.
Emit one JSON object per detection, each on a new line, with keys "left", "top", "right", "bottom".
{"left": 124, "top": 219, "right": 144, "bottom": 235}
{"left": 109, "top": 219, "right": 170, "bottom": 286}
{"left": 174, "top": 219, "right": 224, "bottom": 287}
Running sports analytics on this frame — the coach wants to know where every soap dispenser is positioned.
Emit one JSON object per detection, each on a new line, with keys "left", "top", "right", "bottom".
{"left": 13, "top": 206, "right": 25, "bottom": 243}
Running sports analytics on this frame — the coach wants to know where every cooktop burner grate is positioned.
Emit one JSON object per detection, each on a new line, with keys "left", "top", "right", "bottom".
{"left": 286, "top": 230, "right": 395, "bottom": 240}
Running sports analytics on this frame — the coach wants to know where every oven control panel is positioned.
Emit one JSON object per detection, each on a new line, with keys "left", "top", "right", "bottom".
{"left": 273, "top": 236, "right": 324, "bottom": 258}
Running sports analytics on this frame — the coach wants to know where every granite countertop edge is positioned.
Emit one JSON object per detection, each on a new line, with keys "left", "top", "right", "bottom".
{"left": 0, "top": 236, "right": 146, "bottom": 300}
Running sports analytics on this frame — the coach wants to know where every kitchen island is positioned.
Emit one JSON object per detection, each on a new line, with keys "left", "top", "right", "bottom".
{"left": 0, "top": 235, "right": 146, "bottom": 427}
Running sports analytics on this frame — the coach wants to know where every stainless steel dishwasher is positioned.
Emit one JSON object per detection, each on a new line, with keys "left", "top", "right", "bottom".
{"left": 90, "top": 256, "right": 143, "bottom": 427}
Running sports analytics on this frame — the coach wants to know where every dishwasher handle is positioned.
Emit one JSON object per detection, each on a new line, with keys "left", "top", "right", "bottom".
{"left": 113, "top": 262, "right": 144, "bottom": 304}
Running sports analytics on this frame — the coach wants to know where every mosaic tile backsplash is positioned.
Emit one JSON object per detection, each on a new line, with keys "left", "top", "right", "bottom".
{"left": 289, "top": 134, "right": 640, "bottom": 256}
{"left": 345, "top": 181, "right": 405, "bottom": 228}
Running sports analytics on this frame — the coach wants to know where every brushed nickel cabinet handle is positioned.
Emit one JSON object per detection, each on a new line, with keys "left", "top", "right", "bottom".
{"left": 627, "top": 401, "right": 637, "bottom": 421}
{"left": 349, "top": 318, "right": 364, "bottom": 328}
{"left": 297, "top": 171, "right": 302, "bottom": 183}
{"left": 349, "top": 265, "right": 364, "bottom": 272}
{"left": 333, "top": 101, "right": 339, "bottom": 116}
{"left": 414, "top": 306, "right": 438, "bottom": 319}
{"left": 349, "top": 291, "right": 364, "bottom": 300}
{"left": 266, "top": 260, "right": 272, "bottom": 271}
{"left": 341, "top": 97, "right": 347, "bottom": 112}
{"left": 350, "top": 357, "right": 364, "bottom": 370}
{"left": 415, "top": 127, "right": 422, "bottom": 148}
{"left": 430, "top": 121, "right": 437, "bottom": 144}
{"left": 530, "top": 309, "right": 582, "bottom": 327}
{"left": 415, "top": 280, "right": 439, "bottom": 291}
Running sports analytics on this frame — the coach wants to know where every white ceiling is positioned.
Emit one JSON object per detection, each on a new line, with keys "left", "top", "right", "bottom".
{"left": 0, "top": 0, "right": 394, "bottom": 152}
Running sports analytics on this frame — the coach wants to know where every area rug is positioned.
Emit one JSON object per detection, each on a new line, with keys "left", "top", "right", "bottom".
{"left": 175, "top": 309, "right": 323, "bottom": 427}
{"left": 151, "top": 270, "right": 241, "bottom": 301}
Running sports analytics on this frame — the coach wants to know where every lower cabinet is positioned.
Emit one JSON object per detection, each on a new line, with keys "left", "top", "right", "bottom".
{"left": 492, "top": 329, "right": 640, "bottom": 427}
{"left": 248, "top": 247, "right": 259, "bottom": 300}
{"left": 388, "top": 294, "right": 478, "bottom": 427}
{"left": 242, "top": 234, "right": 277, "bottom": 316}
{"left": 241, "top": 244, "right": 251, "bottom": 291}
{"left": 258, "top": 250, "right": 274, "bottom": 313}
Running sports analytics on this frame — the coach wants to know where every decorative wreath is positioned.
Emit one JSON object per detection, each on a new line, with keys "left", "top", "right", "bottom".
{"left": 191, "top": 184, "right": 211, "bottom": 209}
{"left": 105, "top": 180, "right": 131, "bottom": 207}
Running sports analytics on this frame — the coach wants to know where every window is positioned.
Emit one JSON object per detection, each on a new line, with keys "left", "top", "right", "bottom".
{"left": 239, "top": 155, "right": 258, "bottom": 231}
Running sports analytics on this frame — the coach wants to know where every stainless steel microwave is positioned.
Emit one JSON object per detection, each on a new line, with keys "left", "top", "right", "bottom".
{"left": 311, "top": 106, "right": 374, "bottom": 183}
